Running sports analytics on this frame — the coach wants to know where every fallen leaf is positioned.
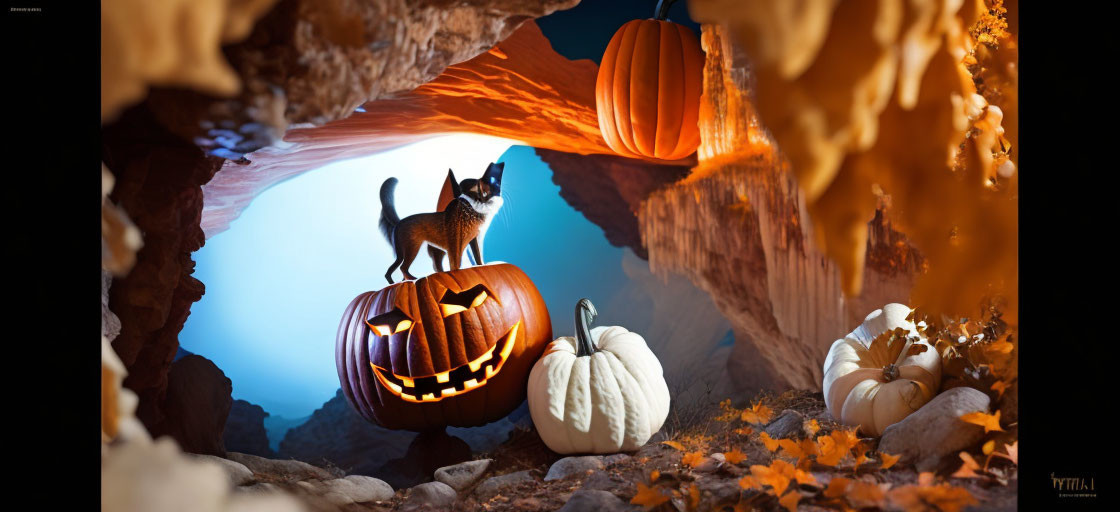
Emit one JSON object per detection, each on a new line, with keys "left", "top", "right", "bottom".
{"left": 846, "top": 480, "right": 889, "bottom": 508}
{"left": 982, "top": 440, "right": 995, "bottom": 455}
{"left": 681, "top": 451, "right": 705, "bottom": 468}
{"left": 723, "top": 449, "right": 747, "bottom": 465}
{"left": 650, "top": 469, "right": 660, "bottom": 483}
{"left": 750, "top": 463, "right": 791, "bottom": 496}
{"left": 631, "top": 483, "right": 671, "bottom": 509}
{"left": 918, "top": 472, "right": 935, "bottom": 486}
{"left": 759, "top": 432, "right": 781, "bottom": 452}
{"left": 741, "top": 402, "right": 774, "bottom": 425}
{"left": 888, "top": 483, "right": 977, "bottom": 512}
{"left": 951, "top": 452, "right": 983, "bottom": 479}
{"left": 960, "top": 410, "right": 1004, "bottom": 433}
{"left": 739, "top": 475, "right": 760, "bottom": 490}
{"left": 990, "top": 380, "right": 1009, "bottom": 397}
{"left": 662, "top": 440, "right": 686, "bottom": 451}
{"left": 734, "top": 426, "right": 754, "bottom": 436}
{"left": 824, "top": 477, "right": 853, "bottom": 498}
{"left": 686, "top": 484, "right": 700, "bottom": 510}
{"left": 1003, "top": 441, "right": 1018, "bottom": 465}
{"left": 778, "top": 490, "right": 801, "bottom": 512}
{"left": 880, "top": 452, "right": 901, "bottom": 470}
{"left": 804, "top": 419, "right": 821, "bottom": 436}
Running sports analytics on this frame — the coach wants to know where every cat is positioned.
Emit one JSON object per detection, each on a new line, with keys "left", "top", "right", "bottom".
{"left": 379, "top": 162, "right": 504, "bottom": 283}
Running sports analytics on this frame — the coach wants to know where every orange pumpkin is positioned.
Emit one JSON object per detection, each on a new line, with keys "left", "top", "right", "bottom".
{"left": 336, "top": 263, "right": 552, "bottom": 431}
{"left": 595, "top": 1, "right": 704, "bottom": 161}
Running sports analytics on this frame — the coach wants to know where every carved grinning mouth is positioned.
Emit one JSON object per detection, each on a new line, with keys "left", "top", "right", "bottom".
{"left": 371, "top": 321, "right": 520, "bottom": 403}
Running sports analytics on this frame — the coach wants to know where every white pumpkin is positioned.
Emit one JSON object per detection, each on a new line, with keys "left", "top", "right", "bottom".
{"left": 822, "top": 303, "right": 941, "bottom": 437}
{"left": 527, "top": 299, "right": 670, "bottom": 454}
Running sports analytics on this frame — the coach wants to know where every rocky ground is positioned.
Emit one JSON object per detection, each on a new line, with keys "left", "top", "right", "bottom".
{"left": 198, "top": 390, "right": 1016, "bottom": 511}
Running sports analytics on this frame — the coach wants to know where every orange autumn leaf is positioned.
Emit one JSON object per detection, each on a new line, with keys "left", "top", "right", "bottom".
{"left": 852, "top": 442, "right": 870, "bottom": 470}
{"left": 918, "top": 472, "right": 935, "bottom": 486}
{"left": 759, "top": 432, "right": 781, "bottom": 452}
{"left": 662, "top": 440, "right": 686, "bottom": 451}
{"left": 741, "top": 402, "right": 774, "bottom": 425}
{"left": 804, "top": 419, "right": 821, "bottom": 436}
{"left": 749, "top": 463, "right": 791, "bottom": 496}
{"left": 959, "top": 410, "right": 1004, "bottom": 433}
{"left": 723, "top": 449, "right": 747, "bottom": 465}
{"left": 982, "top": 440, "right": 995, "bottom": 455}
{"left": 686, "top": 484, "right": 700, "bottom": 510}
{"left": 649, "top": 469, "right": 661, "bottom": 483}
{"left": 888, "top": 483, "right": 978, "bottom": 512}
{"left": 824, "top": 477, "right": 853, "bottom": 498}
{"left": 778, "top": 490, "right": 801, "bottom": 512}
{"left": 681, "top": 451, "right": 705, "bottom": 468}
{"left": 880, "top": 452, "right": 901, "bottom": 470}
{"left": 1003, "top": 441, "right": 1018, "bottom": 465}
{"left": 734, "top": 426, "right": 754, "bottom": 436}
{"left": 738, "top": 475, "right": 760, "bottom": 490}
{"left": 990, "top": 380, "right": 1009, "bottom": 398}
{"left": 846, "top": 480, "right": 889, "bottom": 508}
{"left": 631, "top": 483, "right": 671, "bottom": 509}
{"left": 951, "top": 452, "right": 983, "bottom": 479}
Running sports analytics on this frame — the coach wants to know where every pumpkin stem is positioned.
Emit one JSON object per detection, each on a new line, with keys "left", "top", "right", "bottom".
{"left": 654, "top": 0, "right": 679, "bottom": 21}
{"left": 574, "top": 298, "right": 599, "bottom": 357}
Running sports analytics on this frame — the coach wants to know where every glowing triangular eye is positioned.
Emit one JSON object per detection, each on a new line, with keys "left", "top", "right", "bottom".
{"left": 371, "top": 324, "right": 392, "bottom": 337}
{"left": 395, "top": 319, "right": 412, "bottom": 333}
{"left": 470, "top": 290, "right": 488, "bottom": 308}
{"left": 440, "top": 304, "right": 467, "bottom": 317}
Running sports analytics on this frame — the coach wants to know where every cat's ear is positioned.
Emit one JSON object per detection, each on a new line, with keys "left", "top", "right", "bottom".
{"left": 483, "top": 162, "right": 504, "bottom": 185}
{"left": 447, "top": 168, "right": 462, "bottom": 197}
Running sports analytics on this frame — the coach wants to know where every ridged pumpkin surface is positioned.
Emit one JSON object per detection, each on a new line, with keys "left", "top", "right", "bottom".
{"left": 596, "top": 19, "right": 704, "bottom": 160}
{"left": 336, "top": 263, "right": 552, "bottom": 431}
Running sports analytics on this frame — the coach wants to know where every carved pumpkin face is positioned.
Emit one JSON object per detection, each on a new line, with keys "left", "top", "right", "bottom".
{"left": 337, "top": 263, "right": 552, "bottom": 431}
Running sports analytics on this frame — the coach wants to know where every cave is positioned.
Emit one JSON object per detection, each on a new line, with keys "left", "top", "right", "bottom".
{"left": 97, "top": 1, "right": 1021, "bottom": 510}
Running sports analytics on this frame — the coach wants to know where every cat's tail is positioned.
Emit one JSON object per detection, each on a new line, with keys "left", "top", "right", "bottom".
{"left": 378, "top": 178, "right": 400, "bottom": 245}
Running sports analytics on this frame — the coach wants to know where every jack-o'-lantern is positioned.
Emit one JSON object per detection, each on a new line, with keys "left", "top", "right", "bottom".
{"left": 336, "top": 263, "right": 552, "bottom": 431}
{"left": 595, "top": 0, "right": 704, "bottom": 161}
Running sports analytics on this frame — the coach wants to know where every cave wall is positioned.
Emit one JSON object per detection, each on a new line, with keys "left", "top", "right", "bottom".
{"left": 638, "top": 25, "right": 923, "bottom": 391}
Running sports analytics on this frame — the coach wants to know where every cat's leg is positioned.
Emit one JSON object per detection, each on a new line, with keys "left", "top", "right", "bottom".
{"left": 447, "top": 241, "right": 463, "bottom": 271}
{"left": 469, "top": 238, "right": 484, "bottom": 266}
{"left": 427, "top": 245, "right": 446, "bottom": 272}
{"left": 400, "top": 242, "right": 421, "bottom": 281}
{"left": 385, "top": 236, "right": 404, "bottom": 284}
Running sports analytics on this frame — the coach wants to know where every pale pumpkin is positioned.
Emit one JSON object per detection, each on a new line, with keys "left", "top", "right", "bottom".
{"left": 822, "top": 303, "right": 941, "bottom": 436}
{"left": 595, "top": 0, "right": 704, "bottom": 161}
{"left": 527, "top": 299, "right": 670, "bottom": 454}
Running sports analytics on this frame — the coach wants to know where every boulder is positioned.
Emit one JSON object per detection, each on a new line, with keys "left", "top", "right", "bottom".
{"left": 300, "top": 475, "right": 394, "bottom": 506}
{"left": 763, "top": 409, "right": 808, "bottom": 440}
{"left": 558, "top": 490, "right": 637, "bottom": 512}
{"left": 404, "top": 481, "right": 457, "bottom": 509}
{"left": 879, "top": 387, "right": 991, "bottom": 471}
{"left": 545, "top": 456, "right": 606, "bottom": 481}
{"left": 434, "top": 459, "right": 492, "bottom": 491}
{"left": 474, "top": 470, "right": 535, "bottom": 498}
{"left": 226, "top": 452, "right": 334, "bottom": 481}
{"left": 189, "top": 454, "right": 254, "bottom": 486}
{"left": 224, "top": 399, "right": 273, "bottom": 457}
{"left": 152, "top": 355, "right": 233, "bottom": 456}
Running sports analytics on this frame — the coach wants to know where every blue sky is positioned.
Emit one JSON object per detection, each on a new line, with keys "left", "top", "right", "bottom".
{"left": 180, "top": 136, "right": 631, "bottom": 417}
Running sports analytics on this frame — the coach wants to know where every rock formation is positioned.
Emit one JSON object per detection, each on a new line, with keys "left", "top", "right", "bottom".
{"left": 146, "top": 0, "right": 582, "bottom": 158}
{"left": 200, "top": 20, "right": 638, "bottom": 238}
{"left": 224, "top": 400, "right": 275, "bottom": 458}
{"left": 638, "top": 25, "right": 922, "bottom": 391}
{"left": 148, "top": 354, "right": 234, "bottom": 456}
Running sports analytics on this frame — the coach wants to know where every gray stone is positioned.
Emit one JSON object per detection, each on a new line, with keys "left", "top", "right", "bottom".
{"left": 879, "top": 387, "right": 991, "bottom": 471}
{"left": 434, "top": 458, "right": 492, "bottom": 491}
{"left": 189, "top": 454, "right": 255, "bottom": 486}
{"left": 236, "top": 482, "right": 280, "bottom": 495}
{"left": 558, "top": 490, "right": 637, "bottom": 512}
{"left": 474, "top": 470, "right": 535, "bottom": 498}
{"left": 763, "top": 410, "right": 807, "bottom": 439}
{"left": 226, "top": 452, "right": 334, "bottom": 481}
{"left": 308, "top": 475, "right": 394, "bottom": 505}
{"left": 405, "top": 481, "right": 457, "bottom": 508}
{"left": 694, "top": 453, "right": 724, "bottom": 473}
{"left": 601, "top": 454, "right": 631, "bottom": 466}
{"left": 545, "top": 456, "right": 606, "bottom": 481}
